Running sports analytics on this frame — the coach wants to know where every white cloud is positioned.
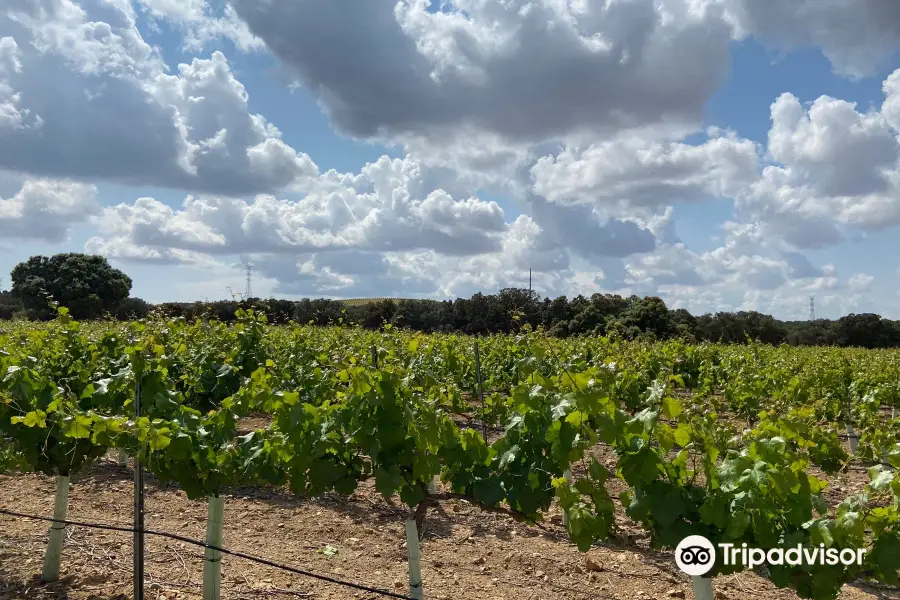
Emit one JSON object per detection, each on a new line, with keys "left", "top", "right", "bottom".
{"left": 0, "top": 37, "right": 22, "bottom": 74}
{"left": 885, "top": 70, "right": 900, "bottom": 131}
{"left": 737, "top": 71, "right": 900, "bottom": 248}
{"left": 721, "top": 0, "right": 900, "bottom": 77}
{"left": 767, "top": 92, "right": 898, "bottom": 198}
{"left": 229, "top": 0, "right": 733, "bottom": 148}
{"left": 0, "top": 0, "right": 313, "bottom": 194}
{"left": 82, "top": 146, "right": 685, "bottom": 300}
{"left": 86, "top": 155, "right": 510, "bottom": 261}
{"left": 0, "top": 179, "right": 98, "bottom": 241}
{"left": 607, "top": 219, "right": 849, "bottom": 316}
{"left": 4, "top": 0, "right": 900, "bottom": 319}
{"left": 148, "top": 211, "right": 573, "bottom": 300}
{"left": 849, "top": 273, "right": 875, "bottom": 291}
{"left": 134, "top": 0, "right": 264, "bottom": 52}
{"left": 530, "top": 128, "right": 759, "bottom": 209}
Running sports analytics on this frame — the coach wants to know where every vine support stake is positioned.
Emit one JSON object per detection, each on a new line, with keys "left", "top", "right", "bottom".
{"left": 203, "top": 495, "right": 225, "bottom": 600}
{"left": 475, "top": 342, "right": 485, "bottom": 440}
{"left": 846, "top": 423, "right": 859, "bottom": 454}
{"left": 41, "top": 474, "right": 69, "bottom": 582}
{"left": 134, "top": 376, "right": 145, "bottom": 600}
{"left": 405, "top": 520, "right": 425, "bottom": 600}
{"left": 691, "top": 576, "right": 713, "bottom": 600}
{"left": 371, "top": 345, "right": 378, "bottom": 369}
{"left": 844, "top": 398, "right": 859, "bottom": 454}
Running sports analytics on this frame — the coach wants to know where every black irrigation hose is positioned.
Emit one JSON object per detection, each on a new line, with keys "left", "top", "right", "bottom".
{"left": 0, "top": 508, "right": 418, "bottom": 600}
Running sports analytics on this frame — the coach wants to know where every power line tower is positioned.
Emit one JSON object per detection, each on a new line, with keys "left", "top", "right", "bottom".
{"left": 809, "top": 295, "right": 815, "bottom": 321}
{"left": 244, "top": 263, "right": 253, "bottom": 299}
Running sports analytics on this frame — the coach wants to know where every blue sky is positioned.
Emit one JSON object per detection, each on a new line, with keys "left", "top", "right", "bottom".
{"left": 1, "top": 0, "right": 899, "bottom": 319}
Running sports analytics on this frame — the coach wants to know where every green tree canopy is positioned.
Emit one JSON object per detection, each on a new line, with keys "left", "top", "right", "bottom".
{"left": 11, "top": 253, "right": 132, "bottom": 320}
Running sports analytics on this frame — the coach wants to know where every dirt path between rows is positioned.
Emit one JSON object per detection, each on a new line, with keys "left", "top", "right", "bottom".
{"left": 0, "top": 455, "right": 896, "bottom": 600}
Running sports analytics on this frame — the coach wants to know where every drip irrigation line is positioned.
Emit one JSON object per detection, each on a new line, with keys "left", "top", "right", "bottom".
{"left": 0, "top": 507, "right": 417, "bottom": 600}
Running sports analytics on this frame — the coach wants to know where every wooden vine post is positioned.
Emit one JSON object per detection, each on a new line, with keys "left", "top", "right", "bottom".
{"left": 475, "top": 342, "right": 485, "bottom": 440}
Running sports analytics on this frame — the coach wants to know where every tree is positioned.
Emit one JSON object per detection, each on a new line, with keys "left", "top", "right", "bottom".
{"left": 589, "top": 293, "right": 630, "bottom": 317}
{"left": 110, "top": 297, "right": 150, "bottom": 320}
{"left": 496, "top": 287, "right": 541, "bottom": 331}
{"left": 568, "top": 306, "right": 606, "bottom": 336}
{"left": 0, "top": 290, "right": 23, "bottom": 320}
{"left": 362, "top": 299, "right": 397, "bottom": 329}
{"left": 619, "top": 296, "right": 675, "bottom": 339}
{"left": 835, "top": 313, "right": 898, "bottom": 348}
{"left": 11, "top": 254, "right": 132, "bottom": 320}
{"left": 670, "top": 308, "right": 697, "bottom": 339}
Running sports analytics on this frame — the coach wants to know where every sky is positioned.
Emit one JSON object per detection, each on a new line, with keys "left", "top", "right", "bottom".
{"left": 1, "top": 1, "right": 899, "bottom": 320}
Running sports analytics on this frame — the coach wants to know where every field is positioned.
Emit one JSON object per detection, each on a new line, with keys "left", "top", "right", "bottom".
{"left": 1, "top": 309, "right": 900, "bottom": 600}
{"left": 339, "top": 298, "right": 413, "bottom": 307}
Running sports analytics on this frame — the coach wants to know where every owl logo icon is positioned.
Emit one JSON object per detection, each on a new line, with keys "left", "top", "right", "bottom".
{"left": 675, "top": 536, "right": 715, "bottom": 576}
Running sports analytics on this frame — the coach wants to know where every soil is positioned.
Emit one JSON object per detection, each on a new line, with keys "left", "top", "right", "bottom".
{"left": 1, "top": 451, "right": 898, "bottom": 600}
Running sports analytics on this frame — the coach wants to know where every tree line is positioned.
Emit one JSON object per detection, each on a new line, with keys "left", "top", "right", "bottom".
{"left": 1, "top": 253, "right": 897, "bottom": 348}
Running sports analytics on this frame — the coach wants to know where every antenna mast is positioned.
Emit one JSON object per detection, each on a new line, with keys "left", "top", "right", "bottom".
{"left": 245, "top": 263, "right": 253, "bottom": 299}
{"left": 809, "top": 295, "right": 815, "bottom": 321}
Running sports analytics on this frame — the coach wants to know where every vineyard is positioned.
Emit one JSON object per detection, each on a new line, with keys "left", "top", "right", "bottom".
{"left": 1, "top": 308, "right": 900, "bottom": 600}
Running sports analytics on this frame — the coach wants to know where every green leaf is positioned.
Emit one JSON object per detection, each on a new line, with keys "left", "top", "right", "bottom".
{"left": 499, "top": 445, "right": 520, "bottom": 469}
{"left": 807, "top": 519, "right": 835, "bottom": 547}
{"left": 673, "top": 424, "right": 692, "bottom": 447}
{"left": 63, "top": 414, "right": 93, "bottom": 439}
{"left": 868, "top": 466, "right": 895, "bottom": 494}
{"left": 11, "top": 410, "right": 47, "bottom": 428}
{"left": 374, "top": 465, "right": 402, "bottom": 499}
{"left": 661, "top": 397, "right": 682, "bottom": 420}
{"left": 656, "top": 424, "right": 675, "bottom": 453}
{"left": 650, "top": 486, "right": 685, "bottom": 528}
{"left": 619, "top": 447, "right": 661, "bottom": 487}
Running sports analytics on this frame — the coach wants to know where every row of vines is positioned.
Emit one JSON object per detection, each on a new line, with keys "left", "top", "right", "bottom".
{"left": 1, "top": 307, "right": 900, "bottom": 599}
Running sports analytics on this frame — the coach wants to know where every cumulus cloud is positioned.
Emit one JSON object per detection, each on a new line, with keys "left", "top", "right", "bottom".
{"left": 721, "top": 0, "right": 900, "bottom": 77}
{"left": 229, "top": 0, "right": 732, "bottom": 146}
{"left": 528, "top": 197, "right": 658, "bottom": 260}
{"left": 86, "top": 155, "right": 510, "bottom": 261}
{"left": 766, "top": 92, "right": 898, "bottom": 198}
{"left": 885, "top": 70, "right": 900, "bottom": 131}
{"left": 6, "top": 0, "right": 900, "bottom": 318}
{"left": 133, "top": 0, "right": 264, "bottom": 52}
{"left": 530, "top": 128, "right": 759, "bottom": 208}
{"left": 0, "top": 179, "right": 99, "bottom": 241}
{"left": 148, "top": 212, "right": 573, "bottom": 300}
{"left": 0, "top": 0, "right": 314, "bottom": 194}
{"left": 736, "top": 70, "right": 900, "bottom": 248}
{"left": 84, "top": 148, "right": 689, "bottom": 300}
{"left": 608, "top": 220, "right": 844, "bottom": 315}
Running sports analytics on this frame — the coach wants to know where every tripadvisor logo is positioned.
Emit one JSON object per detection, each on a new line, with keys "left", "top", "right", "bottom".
{"left": 675, "top": 536, "right": 867, "bottom": 576}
